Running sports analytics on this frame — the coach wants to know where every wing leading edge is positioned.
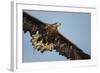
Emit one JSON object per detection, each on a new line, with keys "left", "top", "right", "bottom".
{"left": 23, "top": 11, "right": 90, "bottom": 60}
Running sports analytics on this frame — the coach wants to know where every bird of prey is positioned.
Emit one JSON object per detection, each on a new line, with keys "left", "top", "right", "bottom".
{"left": 23, "top": 11, "right": 90, "bottom": 60}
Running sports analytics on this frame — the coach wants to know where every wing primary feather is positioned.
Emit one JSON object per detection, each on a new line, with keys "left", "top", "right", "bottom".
{"left": 55, "top": 32, "right": 90, "bottom": 60}
{"left": 23, "top": 11, "right": 46, "bottom": 36}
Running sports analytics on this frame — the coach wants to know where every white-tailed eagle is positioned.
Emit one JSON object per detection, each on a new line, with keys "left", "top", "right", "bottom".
{"left": 23, "top": 11, "right": 90, "bottom": 60}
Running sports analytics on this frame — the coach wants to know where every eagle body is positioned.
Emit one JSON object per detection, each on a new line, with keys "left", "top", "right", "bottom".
{"left": 23, "top": 11, "right": 90, "bottom": 60}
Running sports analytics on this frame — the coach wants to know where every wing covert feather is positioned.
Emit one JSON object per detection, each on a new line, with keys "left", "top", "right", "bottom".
{"left": 23, "top": 11, "right": 46, "bottom": 36}
{"left": 54, "top": 32, "right": 90, "bottom": 60}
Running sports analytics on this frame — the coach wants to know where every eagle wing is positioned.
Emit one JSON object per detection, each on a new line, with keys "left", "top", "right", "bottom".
{"left": 54, "top": 32, "right": 90, "bottom": 60}
{"left": 23, "top": 11, "right": 90, "bottom": 60}
{"left": 23, "top": 11, "right": 46, "bottom": 36}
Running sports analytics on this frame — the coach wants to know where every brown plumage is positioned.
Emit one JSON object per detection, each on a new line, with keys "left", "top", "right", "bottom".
{"left": 23, "top": 11, "right": 90, "bottom": 60}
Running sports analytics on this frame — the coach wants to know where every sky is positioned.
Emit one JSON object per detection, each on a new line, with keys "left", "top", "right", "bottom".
{"left": 22, "top": 10, "right": 91, "bottom": 63}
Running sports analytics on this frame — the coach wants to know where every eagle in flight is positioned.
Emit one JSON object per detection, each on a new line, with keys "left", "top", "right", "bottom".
{"left": 23, "top": 11, "right": 90, "bottom": 60}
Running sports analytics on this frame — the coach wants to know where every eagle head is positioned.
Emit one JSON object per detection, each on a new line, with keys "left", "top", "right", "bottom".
{"left": 52, "top": 22, "right": 61, "bottom": 29}
{"left": 47, "top": 22, "right": 61, "bottom": 32}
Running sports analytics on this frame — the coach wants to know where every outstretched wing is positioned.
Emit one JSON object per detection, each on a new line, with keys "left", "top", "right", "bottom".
{"left": 23, "top": 11, "right": 46, "bottom": 36}
{"left": 23, "top": 11, "right": 90, "bottom": 60}
{"left": 54, "top": 32, "right": 90, "bottom": 60}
